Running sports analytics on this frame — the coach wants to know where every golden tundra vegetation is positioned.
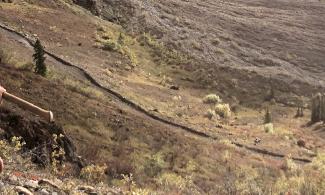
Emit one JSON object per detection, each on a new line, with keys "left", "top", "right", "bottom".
{"left": 0, "top": 0, "right": 324, "bottom": 194}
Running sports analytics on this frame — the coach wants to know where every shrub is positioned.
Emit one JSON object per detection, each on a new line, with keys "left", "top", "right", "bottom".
{"left": 282, "top": 155, "right": 298, "bottom": 174}
{"left": 309, "top": 153, "right": 325, "bottom": 172}
{"left": 205, "top": 109, "right": 216, "bottom": 120}
{"left": 203, "top": 94, "right": 222, "bottom": 104}
{"left": 144, "top": 159, "right": 162, "bottom": 177}
{"left": 273, "top": 174, "right": 305, "bottom": 194}
{"left": 0, "top": 140, "right": 11, "bottom": 159}
{"left": 102, "top": 40, "right": 121, "bottom": 51}
{"left": 100, "top": 34, "right": 138, "bottom": 66}
{"left": 215, "top": 103, "right": 231, "bottom": 118}
{"left": 11, "top": 136, "right": 26, "bottom": 152}
{"left": 80, "top": 164, "right": 107, "bottom": 182}
{"left": 51, "top": 134, "right": 66, "bottom": 174}
{"left": 221, "top": 150, "right": 231, "bottom": 162}
{"left": 156, "top": 173, "right": 200, "bottom": 194}
{"left": 264, "top": 123, "right": 274, "bottom": 134}
{"left": 120, "top": 174, "right": 152, "bottom": 195}
{"left": 219, "top": 139, "right": 235, "bottom": 147}
{"left": 295, "top": 106, "right": 304, "bottom": 118}
{"left": 98, "top": 25, "right": 106, "bottom": 32}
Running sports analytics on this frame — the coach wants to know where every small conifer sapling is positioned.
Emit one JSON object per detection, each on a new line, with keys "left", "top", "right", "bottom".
{"left": 33, "top": 39, "right": 47, "bottom": 77}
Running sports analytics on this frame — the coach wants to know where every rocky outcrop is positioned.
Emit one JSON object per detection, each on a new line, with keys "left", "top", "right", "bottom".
{"left": 73, "top": 0, "right": 103, "bottom": 15}
{"left": 72, "top": 0, "right": 137, "bottom": 25}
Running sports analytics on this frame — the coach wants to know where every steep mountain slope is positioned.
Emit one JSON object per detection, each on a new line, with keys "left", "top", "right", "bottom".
{"left": 93, "top": 0, "right": 325, "bottom": 95}
{"left": 0, "top": 0, "right": 324, "bottom": 194}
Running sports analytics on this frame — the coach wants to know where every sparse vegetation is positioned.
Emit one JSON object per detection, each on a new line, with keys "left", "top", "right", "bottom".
{"left": 140, "top": 32, "right": 190, "bottom": 65}
{"left": 11, "top": 136, "right": 26, "bottom": 152}
{"left": 309, "top": 152, "right": 325, "bottom": 172}
{"left": 96, "top": 26, "right": 138, "bottom": 66}
{"left": 0, "top": 48, "right": 29, "bottom": 68}
{"left": 296, "top": 97, "right": 304, "bottom": 117}
{"left": 221, "top": 150, "right": 231, "bottom": 162}
{"left": 215, "top": 103, "right": 231, "bottom": 118}
{"left": 296, "top": 106, "right": 304, "bottom": 118}
{"left": 102, "top": 39, "right": 122, "bottom": 51}
{"left": 62, "top": 78, "right": 104, "bottom": 99}
{"left": 203, "top": 94, "right": 222, "bottom": 104}
{"left": 205, "top": 109, "right": 216, "bottom": 119}
{"left": 80, "top": 164, "right": 107, "bottom": 183}
{"left": 1, "top": 1, "right": 325, "bottom": 194}
{"left": 0, "top": 48, "right": 13, "bottom": 65}
{"left": 282, "top": 155, "right": 298, "bottom": 173}
{"left": 219, "top": 139, "right": 235, "bottom": 148}
{"left": 51, "top": 134, "right": 66, "bottom": 174}
{"left": 156, "top": 173, "right": 201, "bottom": 194}
{"left": 264, "top": 123, "right": 274, "bottom": 133}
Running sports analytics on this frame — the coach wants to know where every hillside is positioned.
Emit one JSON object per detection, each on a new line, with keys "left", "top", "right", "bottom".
{"left": 0, "top": 0, "right": 324, "bottom": 194}
{"left": 91, "top": 0, "right": 325, "bottom": 97}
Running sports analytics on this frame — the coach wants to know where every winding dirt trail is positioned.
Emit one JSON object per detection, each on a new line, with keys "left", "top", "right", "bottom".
{"left": 0, "top": 22, "right": 314, "bottom": 163}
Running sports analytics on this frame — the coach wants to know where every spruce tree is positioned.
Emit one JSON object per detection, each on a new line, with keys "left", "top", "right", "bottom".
{"left": 264, "top": 108, "right": 272, "bottom": 124}
{"left": 33, "top": 39, "right": 47, "bottom": 76}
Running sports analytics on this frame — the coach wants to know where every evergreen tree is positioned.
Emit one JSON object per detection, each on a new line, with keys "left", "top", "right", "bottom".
{"left": 264, "top": 108, "right": 272, "bottom": 124}
{"left": 33, "top": 39, "right": 47, "bottom": 76}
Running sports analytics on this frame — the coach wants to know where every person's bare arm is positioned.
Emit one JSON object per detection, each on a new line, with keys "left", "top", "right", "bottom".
{"left": 0, "top": 85, "right": 6, "bottom": 105}
{"left": 0, "top": 86, "right": 5, "bottom": 173}
{"left": 0, "top": 158, "right": 3, "bottom": 173}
